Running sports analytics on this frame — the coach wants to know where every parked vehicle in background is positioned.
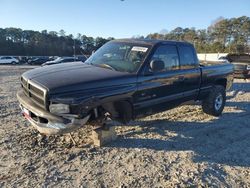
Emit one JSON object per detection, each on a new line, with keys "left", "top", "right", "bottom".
{"left": 17, "top": 39, "right": 234, "bottom": 135}
{"left": 75, "top": 55, "right": 87, "bottom": 62}
{"left": 17, "top": 56, "right": 29, "bottom": 64}
{"left": 219, "top": 54, "right": 250, "bottom": 79}
{"left": 0, "top": 56, "right": 19, "bottom": 64}
{"left": 42, "top": 57, "right": 84, "bottom": 66}
{"left": 28, "top": 57, "right": 50, "bottom": 65}
{"left": 49, "top": 56, "right": 59, "bottom": 61}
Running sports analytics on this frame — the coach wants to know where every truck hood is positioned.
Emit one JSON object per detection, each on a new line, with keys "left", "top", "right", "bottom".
{"left": 22, "top": 62, "right": 136, "bottom": 97}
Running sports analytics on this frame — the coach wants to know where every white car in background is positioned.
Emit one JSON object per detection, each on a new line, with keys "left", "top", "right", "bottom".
{"left": 0, "top": 56, "right": 19, "bottom": 64}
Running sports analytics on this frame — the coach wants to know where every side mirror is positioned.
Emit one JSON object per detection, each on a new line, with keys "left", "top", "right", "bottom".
{"left": 150, "top": 60, "right": 164, "bottom": 72}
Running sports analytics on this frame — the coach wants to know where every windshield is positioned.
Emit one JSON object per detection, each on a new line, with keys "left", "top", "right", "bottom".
{"left": 86, "top": 42, "right": 150, "bottom": 73}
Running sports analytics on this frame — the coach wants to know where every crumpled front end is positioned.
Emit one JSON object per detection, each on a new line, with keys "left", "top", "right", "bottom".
{"left": 17, "top": 90, "right": 90, "bottom": 135}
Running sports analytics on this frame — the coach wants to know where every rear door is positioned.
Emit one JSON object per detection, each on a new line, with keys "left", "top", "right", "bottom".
{"left": 176, "top": 44, "right": 201, "bottom": 101}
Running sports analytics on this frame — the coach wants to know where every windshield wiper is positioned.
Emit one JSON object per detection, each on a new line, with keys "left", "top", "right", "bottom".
{"left": 99, "top": 63, "right": 117, "bottom": 71}
{"left": 86, "top": 62, "right": 119, "bottom": 71}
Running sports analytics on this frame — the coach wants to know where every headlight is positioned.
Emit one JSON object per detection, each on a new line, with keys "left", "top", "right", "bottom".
{"left": 49, "top": 103, "right": 70, "bottom": 114}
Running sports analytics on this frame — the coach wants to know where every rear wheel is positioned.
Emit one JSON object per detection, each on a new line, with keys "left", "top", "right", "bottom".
{"left": 11, "top": 61, "right": 16, "bottom": 65}
{"left": 202, "top": 85, "right": 226, "bottom": 116}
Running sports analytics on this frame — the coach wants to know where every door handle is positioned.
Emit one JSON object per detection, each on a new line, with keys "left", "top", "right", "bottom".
{"left": 178, "top": 76, "right": 186, "bottom": 81}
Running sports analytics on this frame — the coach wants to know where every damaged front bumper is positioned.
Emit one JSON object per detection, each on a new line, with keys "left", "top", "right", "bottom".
{"left": 17, "top": 90, "right": 89, "bottom": 135}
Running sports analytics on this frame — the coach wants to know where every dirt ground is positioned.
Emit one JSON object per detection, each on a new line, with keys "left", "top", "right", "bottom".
{"left": 0, "top": 65, "right": 250, "bottom": 187}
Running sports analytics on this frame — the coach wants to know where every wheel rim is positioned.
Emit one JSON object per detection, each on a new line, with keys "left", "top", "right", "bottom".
{"left": 215, "top": 94, "right": 223, "bottom": 111}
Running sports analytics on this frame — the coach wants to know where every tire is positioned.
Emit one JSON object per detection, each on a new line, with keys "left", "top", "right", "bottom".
{"left": 202, "top": 85, "right": 226, "bottom": 116}
{"left": 11, "top": 61, "right": 16, "bottom": 65}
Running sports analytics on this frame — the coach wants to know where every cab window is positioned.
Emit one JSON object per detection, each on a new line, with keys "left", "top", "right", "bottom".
{"left": 178, "top": 45, "right": 197, "bottom": 69}
{"left": 150, "top": 44, "right": 179, "bottom": 72}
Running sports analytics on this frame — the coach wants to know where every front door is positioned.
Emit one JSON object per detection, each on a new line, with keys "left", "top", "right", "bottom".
{"left": 134, "top": 44, "right": 183, "bottom": 117}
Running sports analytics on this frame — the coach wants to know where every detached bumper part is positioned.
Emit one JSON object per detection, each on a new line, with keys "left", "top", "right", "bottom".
{"left": 27, "top": 114, "right": 89, "bottom": 135}
{"left": 17, "top": 91, "right": 89, "bottom": 135}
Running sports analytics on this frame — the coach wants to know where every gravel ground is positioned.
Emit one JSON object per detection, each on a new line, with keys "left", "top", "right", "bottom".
{"left": 0, "top": 65, "right": 250, "bottom": 187}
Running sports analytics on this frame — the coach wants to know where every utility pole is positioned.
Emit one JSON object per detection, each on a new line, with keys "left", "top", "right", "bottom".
{"left": 73, "top": 39, "right": 76, "bottom": 60}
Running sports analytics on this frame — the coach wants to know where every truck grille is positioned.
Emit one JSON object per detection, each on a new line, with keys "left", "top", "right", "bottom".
{"left": 21, "top": 76, "right": 47, "bottom": 109}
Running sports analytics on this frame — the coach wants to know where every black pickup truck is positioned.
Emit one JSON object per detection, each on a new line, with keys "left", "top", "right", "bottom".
{"left": 17, "top": 39, "right": 234, "bottom": 135}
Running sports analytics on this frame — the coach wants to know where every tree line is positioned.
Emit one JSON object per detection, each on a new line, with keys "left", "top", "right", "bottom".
{"left": 0, "top": 16, "right": 249, "bottom": 56}
{"left": 0, "top": 28, "right": 114, "bottom": 56}
{"left": 146, "top": 16, "right": 250, "bottom": 53}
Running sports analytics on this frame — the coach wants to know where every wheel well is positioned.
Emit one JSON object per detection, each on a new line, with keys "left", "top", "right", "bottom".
{"left": 215, "top": 79, "right": 227, "bottom": 88}
{"left": 101, "top": 100, "right": 133, "bottom": 124}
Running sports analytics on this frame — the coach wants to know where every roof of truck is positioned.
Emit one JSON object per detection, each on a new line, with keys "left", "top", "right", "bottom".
{"left": 113, "top": 38, "right": 192, "bottom": 46}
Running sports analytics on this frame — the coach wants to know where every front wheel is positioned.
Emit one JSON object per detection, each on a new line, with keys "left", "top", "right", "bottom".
{"left": 202, "top": 85, "right": 226, "bottom": 116}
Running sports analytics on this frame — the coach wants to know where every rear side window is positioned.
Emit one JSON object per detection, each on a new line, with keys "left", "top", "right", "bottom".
{"left": 150, "top": 44, "right": 179, "bottom": 72}
{"left": 178, "top": 45, "right": 197, "bottom": 69}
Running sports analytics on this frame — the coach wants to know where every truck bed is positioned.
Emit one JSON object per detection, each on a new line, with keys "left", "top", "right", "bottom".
{"left": 200, "top": 61, "right": 234, "bottom": 91}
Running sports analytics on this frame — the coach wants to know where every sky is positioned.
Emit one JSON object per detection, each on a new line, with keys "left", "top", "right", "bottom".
{"left": 0, "top": 0, "right": 250, "bottom": 38}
